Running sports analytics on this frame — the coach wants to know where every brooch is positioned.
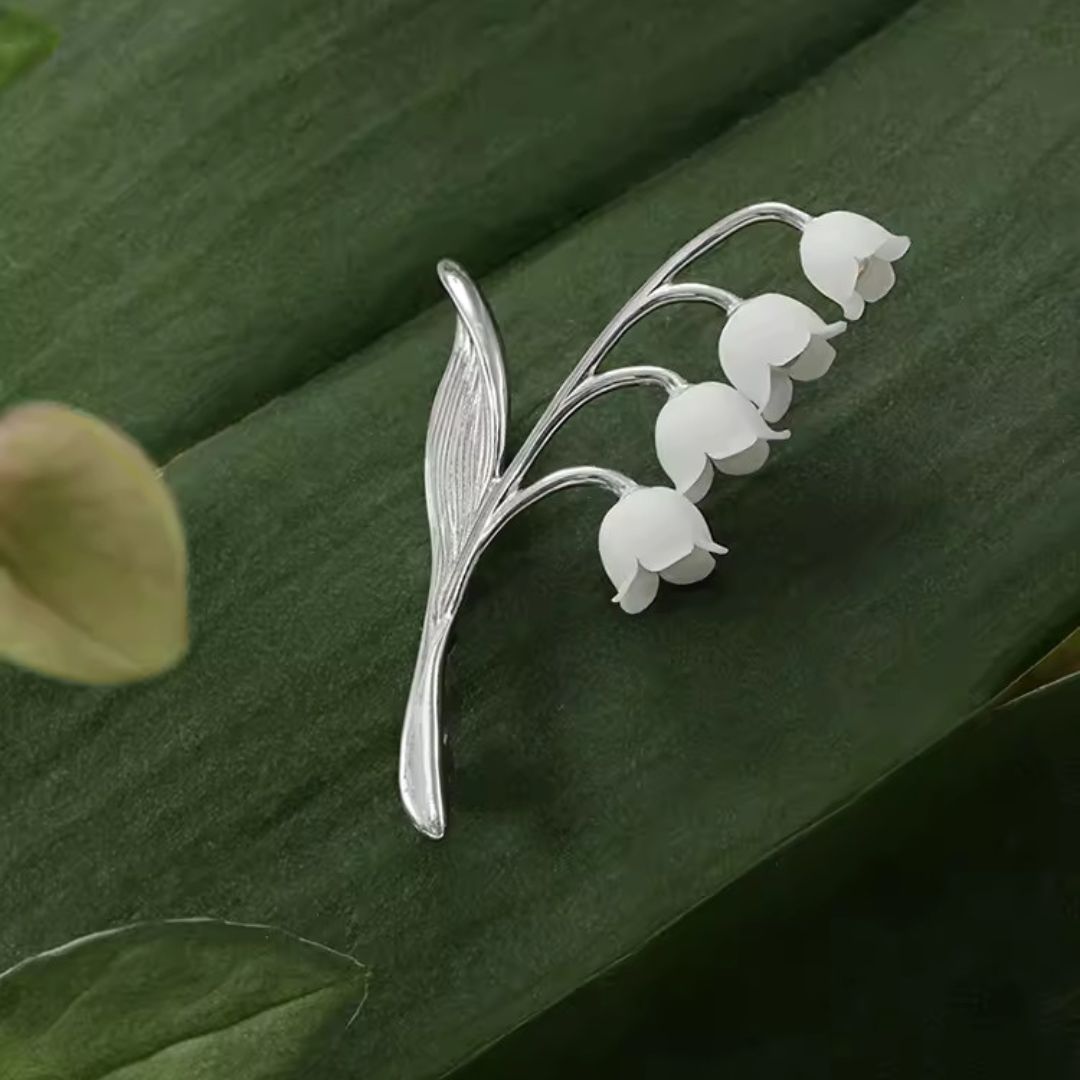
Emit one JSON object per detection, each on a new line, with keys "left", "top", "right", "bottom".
{"left": 399, "top": 202, "right": 910, "bottom": 838}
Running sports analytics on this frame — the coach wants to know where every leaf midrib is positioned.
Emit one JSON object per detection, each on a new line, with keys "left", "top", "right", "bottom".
{"left": 73, "top": 980, "right": 358, "bottom": 1080}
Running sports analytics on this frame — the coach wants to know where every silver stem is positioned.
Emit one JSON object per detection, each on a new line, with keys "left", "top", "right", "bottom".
{"left": 402, "top": 201, "right": 810, "bottom": 838}
{"left": 489, "top": 466, "right": 636, "bottom": 537}
{"left": 438, "top": 363, "right": 687, "bottom": 617}
{"left": 495, "top": 201, "right": 808, "bottom": 503}
{"left": 559, "top": 362, "right": 687, "bottom": 415}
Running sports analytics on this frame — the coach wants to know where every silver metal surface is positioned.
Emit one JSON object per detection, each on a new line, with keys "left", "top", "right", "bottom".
{"left": 399, "top": 202, "right": 809, "bottom": 838}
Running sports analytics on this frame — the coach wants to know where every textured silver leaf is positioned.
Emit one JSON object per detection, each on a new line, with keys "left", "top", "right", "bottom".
{"left": 425, "top": 261, "right": 508, "bottom": 593}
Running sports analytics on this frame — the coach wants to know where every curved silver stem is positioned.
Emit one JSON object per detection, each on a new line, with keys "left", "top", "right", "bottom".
{"left": 641, "top": 282, "right": 742, "bottom": 317}
{"left": 652, "top": 201, "right": 810, "bottom": 286}
{"left": 489, "top": 466, "right": 635, "bottom": 537}
{"left": 449, "top": 465, "right": 637, "bottom": 613}
{"left": 402, "top": 201, "right": 811, "bottom": 838}
{"left": 496, "top": 201, "right": 807, "bottom": 502}
{"left": 560, "top": 362, "right": 687, "bottom": 415}
{"left": 399, "top": 466, "right": 634, "bottom": 840}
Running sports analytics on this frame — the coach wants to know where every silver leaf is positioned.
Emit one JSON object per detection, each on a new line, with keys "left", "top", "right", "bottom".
{"left": 425, "top": 260, "right": 508, "bottom": 597}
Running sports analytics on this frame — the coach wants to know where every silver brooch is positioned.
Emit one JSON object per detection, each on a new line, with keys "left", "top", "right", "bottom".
{"left": 399, "top": 201, "right": 911, "bottom": 838}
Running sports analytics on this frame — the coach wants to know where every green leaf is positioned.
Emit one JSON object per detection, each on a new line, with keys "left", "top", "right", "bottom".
{"left": 991, "top": 626, "right": 1080, "bottom": 706}
{"left": 0, "top": 0, "right": 1077, "bottom": 1079}
{"left": 0, "top": 403, "right": 188, "bottom": 684}
{"left": 0, "top": 0, "right": 915, "bottom": 459}
{"left": 0, "top": 10, "right": 56, "bottom": 93}
{"left": 457, "top": 672, "right": 1080, "bottom": 1076}
{"left": 0, "top": 919, "right": 368, "bottom": 1080}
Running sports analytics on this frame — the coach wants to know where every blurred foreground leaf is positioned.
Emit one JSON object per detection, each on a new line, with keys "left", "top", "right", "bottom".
{"left": 0, "top": 9, "right": 55, "bottom": 93}
{"left": 0, "top": 403, "right": 188, "bottom": 684}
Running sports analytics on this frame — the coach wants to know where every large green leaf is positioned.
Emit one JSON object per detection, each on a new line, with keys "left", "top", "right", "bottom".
{"left": 1, "top": 0, "right": 1078, "bottom": 1078}
{"left": 0, "top": 10, "right": 55, "bottom": 92}
{"left": 0, "top": 919, "right": 368, "bottom": 1079}
{"left": 1, "top": 0, "right": 909, "bottom": 458}
{"left": 459, "top": 674, "right": 1080, "bottom": 1075}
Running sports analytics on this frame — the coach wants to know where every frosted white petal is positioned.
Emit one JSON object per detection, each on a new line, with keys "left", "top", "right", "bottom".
{"left": 655, "top": 385, "right": 757, "bottom": 494}
{"left": 811, "top": 211, "right": 894, "bottom": 259}
{"left": 856, "top": 257, "right": 896, "bottom": 303}
{"left": 840, "top": 291, "right": 866, "bottom": 320}
{"left": 719, "top": 341, "right": 772, "bottom": 409}
{"left": 599, "top": 487, "right": 725, "bottom": 610}
{"left": 597, "top": 487, "right": 693, "bottom": 575}
{"left": 715, "top": 439, "right": 769, "bottom": 476}
{"left": 613, "top": 568, "right": 659, "bottom": 614}
{"left": 685, "top": 501, "right": 727, "bottom": 556}
{"left": 696, "top": 383, "right": 768, "bottom": 455}
{"left": 761, "top": 370, "right": 793, "bottom": 423}
{"left": 799, "top": 232, "right": 860, "bottom": 315}
{"left": 656, "top": 382, "right": 763, "bottom": 473}
{"left": 786, "top": 336, "right": 836, "bottom": 382}
{"left": 719, "top": 294, "right": 827, "bottom": 409}
{"left": 876, "top": 233, "right": 911, "bottom": 261}
{"left": 801, "top": 210, "right": 909, "bottom": 317}
{"left": 654, "top": 412, "right": 711, "bottom": 496}
{"left": 598, "top": 509, "right": 640, "bottom": 597}
{"left": 722, "top": 294, "right": 817, "bottom": 366}
{"left": 660, "top": 548, "right": 716, "bottom": 585}
{"left": 682, "top": 460, "right": 714, "bottom": 504}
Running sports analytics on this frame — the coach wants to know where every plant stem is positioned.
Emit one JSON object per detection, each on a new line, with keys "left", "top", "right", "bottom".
{"left": 452, "top": 202, "right": 811, "bottom": 611}
{"left": 402, "top": 201, "right": 811, "bottom": 837}
{"left": 493, "top": 201, "right": 809, "bottom": 506}
{"left": 486, "top": 466, "right": 637, "bottom": 539}
{"left": 398, "top": 612, "right": 453, "bottom": 838}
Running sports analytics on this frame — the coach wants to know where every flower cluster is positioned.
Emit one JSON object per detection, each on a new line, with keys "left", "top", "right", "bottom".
{"left": 598, "top": 209, "right": 909, "bottom": 613}
{"left": 401, "top": 201, "right": 913, "bottom": 837}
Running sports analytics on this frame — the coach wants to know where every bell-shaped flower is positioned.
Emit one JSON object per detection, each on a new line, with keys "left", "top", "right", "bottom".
{"left": 655, "top": 382, "right": 789, "bottom": 502}
{"left": 598, "top": 486, "right": 728, "bottom": 614}
{"left": 718, "top": 293, "right": 845, "bottom": 422}
{"left": 799, "top": 210, "right": 911, "bottom": 319}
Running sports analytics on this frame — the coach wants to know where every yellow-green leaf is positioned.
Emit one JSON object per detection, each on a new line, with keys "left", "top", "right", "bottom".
{"left": 0, "top": 403, "right": 188, "bottom": 684}
{"left": 0, "top": 10, "right": 56, "bottom": 93}
{"left": 991, "top": 627, "right": 1080, "bottom": 706}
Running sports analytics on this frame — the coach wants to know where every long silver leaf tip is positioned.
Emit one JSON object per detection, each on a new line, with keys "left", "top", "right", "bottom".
{"left": 409, "top": 809, "right": 446, "bottom": 840}
{"left": 400, "top": 767, "right": 447, "bottom": 840}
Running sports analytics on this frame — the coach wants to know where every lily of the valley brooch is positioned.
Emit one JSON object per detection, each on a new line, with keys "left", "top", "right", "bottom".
{"left": 400, "top": 201, "right": 910, "bottom": 838}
